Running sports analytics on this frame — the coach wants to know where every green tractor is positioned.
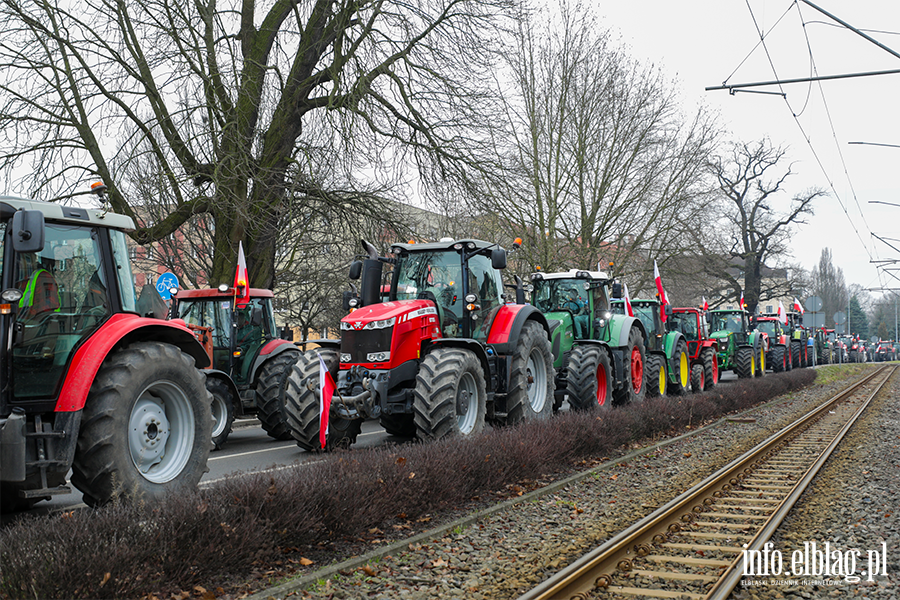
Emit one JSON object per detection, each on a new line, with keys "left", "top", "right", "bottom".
{"left": 612, "top": 299, "right": 691, "bottom": 397}
{"left": 529, "top": 269, "right": 647, "bottom": 410}
{"left": 708, "top": 309, "right": 768, "bottom": 378}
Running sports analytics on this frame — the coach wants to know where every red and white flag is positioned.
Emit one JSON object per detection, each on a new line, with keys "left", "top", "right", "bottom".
{"left": 701, "top": 296, "right": 709, "bottom": 311}
{"left": 318, "top": 352, "right": 336, "bottom": 449}
{"left": 739, "top": 291, "right": 745, "bottom": 310}
{"left": 624, "top": 283, "right": 634, "bottom": 317}
{"left": 793, "top": 297, "right": 804, "bottom": 314}
{"left": 233, "top": 241, "right": 250, "bottom": 307}
{"left": 653, "top": 260, "right": 667, "bottom": 323}
{"left": 778, "top": 301, "right": 788, "bottom": 325}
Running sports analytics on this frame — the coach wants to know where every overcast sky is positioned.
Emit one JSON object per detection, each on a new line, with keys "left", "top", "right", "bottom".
{"left": 596, "top": 0, "right": 900, "bottom": 298}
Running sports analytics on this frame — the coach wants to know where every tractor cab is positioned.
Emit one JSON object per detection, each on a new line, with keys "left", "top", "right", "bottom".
{"left": 530, "top": 270, "right": 612, "bottom": 341}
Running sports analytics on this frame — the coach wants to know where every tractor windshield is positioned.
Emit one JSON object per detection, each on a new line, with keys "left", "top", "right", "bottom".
{"left": 630, "top": 303, "right": 658, "bottom": 336}
{"left": 669, "top": 312, "right": 699, "bottom": 340}
{"left": 756, "top": 320, "right": 777, "bottom": 336}
{"left": 532, "top": 279, "right": 589, "bottom": 316}
{"left": 710, "top": 312, "right": 744, "bottom": 334}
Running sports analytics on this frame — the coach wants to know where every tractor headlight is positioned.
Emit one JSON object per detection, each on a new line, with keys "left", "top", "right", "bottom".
{"left": 362, "top": 317, "right": 396, "bottom": 330}
{"left": 340, "top": 353, "right": 352, "bottom": 363}
{"left": 367, "top": 351, "right": 390, "bottom": 362}
{"left": 1, "top": 288, "right": 23, "bottom": 303}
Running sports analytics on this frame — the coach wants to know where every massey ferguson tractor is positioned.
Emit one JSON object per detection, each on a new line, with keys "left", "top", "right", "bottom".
{"left": 707, "top": 309, "right": 768, "bottom": 379}
{"left": 752, "top": 315, "right": 791, "bottom": 372}
{"left": 669, "top": 307, "right": 719, "bottom": 392}
{"left": 612, "top": 298, "right": 691, "bottom": 397}
{"left": 0, "top": 190, "right": 212, "bottom": 511}
{"left": 170, "top": 287, "right": 300, "bottom": 448}
{"left": 528, "top": 269, "right": 648, "bottom": 411}
{"left": 283, "top": 238, "right": 555, "bottom": 451}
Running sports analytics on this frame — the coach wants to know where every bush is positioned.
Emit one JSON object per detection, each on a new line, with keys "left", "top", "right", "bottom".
{"left": 0, "top": 369, "right": 817, "bottom": 599}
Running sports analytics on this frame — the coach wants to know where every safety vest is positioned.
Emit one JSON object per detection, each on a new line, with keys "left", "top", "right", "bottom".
{"left": 18, "top": 268, "right": 60, "bottom": 313}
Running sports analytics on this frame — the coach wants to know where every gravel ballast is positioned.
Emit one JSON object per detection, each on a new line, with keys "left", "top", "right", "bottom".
{"left": 243, "top": 366, "right": 895, "bottom": 600}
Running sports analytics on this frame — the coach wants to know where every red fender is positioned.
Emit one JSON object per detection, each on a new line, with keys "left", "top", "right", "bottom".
{"left": 54, "top": 314, "right": 209, "bottom": 412}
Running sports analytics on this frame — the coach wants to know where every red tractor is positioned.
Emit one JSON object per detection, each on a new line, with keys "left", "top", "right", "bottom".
{"left": 752, "top": 315, "right": 791, "bottom": 372}
{"left": 0, "top": 190, "right": 212, "bottom": 510}
{"left": 170, "top": 287, "right": 300, "bottom": 448}
{"left": 669, "top": 308, "right": 719, "bottom": 392}
{"left": 283, "top": 238, "right": 555, "bottom": 450}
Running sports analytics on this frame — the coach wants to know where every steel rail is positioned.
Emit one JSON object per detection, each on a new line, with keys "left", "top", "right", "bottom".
{"left": 519, "top": 366, "right": 895, "bottom": 600}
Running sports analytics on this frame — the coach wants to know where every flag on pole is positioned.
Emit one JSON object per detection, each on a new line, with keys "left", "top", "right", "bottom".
{"left": 318, "top": 352, "right": 336, "bottom": 449}
{"left": 701, "top": 296, "right": 709, "bottom": 311}
{"left": 793, "top": 297, "right": 804, "bottom": 314}
{"left": 739, "top": 291, "right": 745, "bottom": 311}
{"left": 233, "top": 241, "right": 250, "bottom": 307}
{"left": 778, "top": 301, "right": 788, "bottom": 325}
{"left": 653, "top": 260, "right": 667, "bottom": 323}
{"left": 624, "top": 283, "right": 634, "bottom": 317}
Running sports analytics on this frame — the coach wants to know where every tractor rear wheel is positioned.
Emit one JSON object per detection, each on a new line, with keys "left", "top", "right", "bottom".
{"left": 284, "top": 349, "right": 362, "bottom": 451}
{"left": 71, "top": 342, "right": 212, "bottom": 507}
{"left": 613, "top": 326, "right": 646, "bottom": 405}
{"left": 756, "top": 345, "right": 766, "bottom": 377}
{"left": 256, "top": 348, "right": 301, "bottom": 441}
{"left": 670, "top": 340, "right": 690, "bottom": 395}
{"left": 505, "top": 321, "right": 554, "bottom": 424}
{"left": 380, "top": 413, "right": 416, "bottom": 437}
{"left": 691, "top": 364, "right": 705, "bottom": 393}
{"left": 701, "top": 348, "right": 718, "bottom": 389}
{"left": 791, "top": 341, "right": 801, "bottom": 369}
{"left": 772, "top": 346, "right": 786, "bottom": 373}
{"left": 413, "top": 347, "right": 486, "bottom": 441}
{"left": 566, "top": 345, "right": 612, "bottom": 410}
{"left": 645, "top": 355, "right": 665, "bottom": 398}
{"left": 207, "top": 377, "right": 235, "bottom": 450}
{"left": 735, "top": 347, "right": 755, "bottom": 379}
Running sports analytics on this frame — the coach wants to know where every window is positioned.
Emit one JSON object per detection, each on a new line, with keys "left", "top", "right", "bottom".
{"left": 765, "top": 305, "right": 773, "bottom": 313}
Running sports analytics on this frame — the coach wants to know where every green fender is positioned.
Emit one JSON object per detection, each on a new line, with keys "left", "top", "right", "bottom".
{"left": 663, "top": 330, "right": 686, "bottom": 383}
{"left": 545, "top": 311, "right": 575, "bottom": 369}
{"left": 605, "top": 314, "right": 646, "bottom": 348}
{"left": 710, "top": 330, "right": 734, "bottom": 369}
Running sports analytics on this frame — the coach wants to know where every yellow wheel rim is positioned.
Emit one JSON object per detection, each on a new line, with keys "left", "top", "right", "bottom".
{"left": 679, "top": 352, "right": 689, "bottom": 387}
{"left": 760, "top": 348, "right": 766, "bottom": 372}
{"left": 659, "top": 364, "right": 667, "bottom": 395}
{"left": 750, "top": 354, "right": 756, "bottom": 376}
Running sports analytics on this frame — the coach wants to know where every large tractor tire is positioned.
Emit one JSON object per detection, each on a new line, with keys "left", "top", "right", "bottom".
{"left": 413, "top": 347, "right": 486, "bottom": 441}
{"left": 505, "top": 321, "right": 554, "bottom": 424}
{"left": 645, "top": 354, "right": 666, "bottom": 398}
{"left": 791, "top": 341, "right": 801, "bottom": 369}
{"left": 735, "top": 346, "right": 756, "bottom": 379}
{"left": 70, "top": 342, "right": 212, "bottom": 508}
{"left": 566, "top": 345, "right": 613, "bottom": 410}
{"left": 690, "top": 364, "right": 705, "bottom": 393}
{"left": 670, "top": 340, "right": 691, "bottom": 395}
{"left": 701, "top": 348, "right": 718, "bottom": 389}
{"left": 283, "top": 349, "right": 362, "bottom": 451}
{"left": 207, "top": 377, "right": 235, "bottom": 450}
{"left": 756, "top": 345, "right": 766, "bottom": 377}
{"left": 380, "top": 413, "right": 417, "bottom": 437}
{"left": 613, "top": 327, "right": 646, "bottom": 405}
{"left": 771, "top": 346, "right": 786, "bottom": 373}
{"left": 256, "top": 348, "right": 301, "bottom": 441}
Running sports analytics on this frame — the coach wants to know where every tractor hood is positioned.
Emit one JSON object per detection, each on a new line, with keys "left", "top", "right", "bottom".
{"left": 710, "top": 330, "right": 732, "bottom": 342}
{"left": 340, "top": 299, "right": 436, "bottom": 330}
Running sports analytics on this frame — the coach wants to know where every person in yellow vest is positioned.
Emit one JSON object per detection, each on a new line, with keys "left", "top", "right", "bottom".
{"left": 16, "top": 255, "right": 61, "bottom": 320}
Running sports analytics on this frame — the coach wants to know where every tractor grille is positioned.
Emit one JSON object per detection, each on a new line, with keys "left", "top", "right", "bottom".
{"left": 341, "top": 328, "right": 394, "bottom": 364}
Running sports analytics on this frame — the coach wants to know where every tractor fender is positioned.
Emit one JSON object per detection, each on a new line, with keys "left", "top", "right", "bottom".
{"left": 428, "top": 338, "right": 493, "bottom": 392}
{"left": 296, "top": 338, "right": 340, "bottom": 351}
{"left": 663, "top": 331, "right": 686, "bottom": 379}
{"left": 204, "top": 369, "right": 242, "bottom": 414}
{"left": 248, "top": 340, "right": 300, "bottom": 383}
{"left": 54, "top": 314, "right": 209, "bottom": 412}
{"left": 487, "top": 304, "right": 550, "bottom": 355}
{"left": 606, "top": 315, "right": 647, "bottom": 349}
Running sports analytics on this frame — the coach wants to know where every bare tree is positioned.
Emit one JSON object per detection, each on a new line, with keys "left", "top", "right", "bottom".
{"left": 706, "top": 139, "right": 826, "bottom": 314}
{"left": 0, "top": 0, "right": 515, "bottom": 287}
{"left": 469, "top": 2, "right": 719, "bottom": 284}
{"left": 809, "top": 248, "right": 847, "bottom": 328}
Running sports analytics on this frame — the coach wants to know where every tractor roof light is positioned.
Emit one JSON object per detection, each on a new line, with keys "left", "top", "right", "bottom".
{"left": 1, "top": 288, "right": 23, "bottom": 303}
{"left": 531, "top": 273, "right": 543, "bottom": 281}
{"left": 466, "top": 242, "right": 475, "bottom": 249}
{"left": 576, "top": 270, "right": 589, "bottom": 279}
{"left": 218, "top": 283, "right": 229, "bottom": 292}
{"left": 513, "top": 237, "right": 523, "bottom": 249}
{"left": 465, "top": 294, "right": 477, "bottom": 303}
{"left": 453, "top": 243, "right": 463, "bottom": 250}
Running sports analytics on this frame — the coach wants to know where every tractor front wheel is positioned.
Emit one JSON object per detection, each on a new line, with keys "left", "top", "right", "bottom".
{"left": 701, "top": 348, "right": 718, "bottom": 389}
{"left": 256, "top": 349, "right": 301, "bottom": 441}
{"left": 71, "top": 342, "right": 212, "bottom": 507}
{"left": 756, "top": 345, "right": 766, "bottom": 377}
{"left": 566, "top": 345, "right": 612, "bottom": 410}
{"left": 791, "top": 341, "right": 801, "bottom": 369}
{"left": 613, "top": 327, "right": 646, "bottom": 405}
{"left": 505, "top": 321, "right": 554, "bottom": 424}
{"left": 207, "top": 376, "right": 235, "bottom": 450}
{"left": 284, "top": 349, "right": 362, "bottom": 451}
{"left": 735, "top": 347, "right": 756, "bottom": 379}
{"left": 772, "top": 346, "right": 786, "bottom": 373}
{"left": 691, "top": 364, "right": 705, "bottom": 393}
{"left": 413, "top": 347, "right": 486, "bottom": 441}
{"left": 670, "top": 340, "right": 690, "bottom": 395}
{"left": 645, "top": 355, "right": 666, "bottom": 398}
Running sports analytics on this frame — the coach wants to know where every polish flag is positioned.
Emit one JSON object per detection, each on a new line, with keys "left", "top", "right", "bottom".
{"left": 624, "top": 283, "right": 634, "bottom": 317}
{"left": 318, "top": 352, "right": 336, "bottom": 449}
{"left": 233, "top": 241, "right": 250, "bottom": 307}
{"left": 653, "top": 260, "right": 667, "bottom": 323}
{"left": 793, "top": 297, "right": 804, "bottom": 314}
{"left": 740, "top": 291, "right": 745, "bottom": 310}
{"left": 701, "top": 296, "right": 709, "bottom": 311}
{"left": 778, "top": 301, "right": 788, "bottom": 325}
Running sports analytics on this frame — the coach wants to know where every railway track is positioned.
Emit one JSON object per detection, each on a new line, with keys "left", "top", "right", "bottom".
{"left": 520, "top": 364, "right": 897, "bottom": 600}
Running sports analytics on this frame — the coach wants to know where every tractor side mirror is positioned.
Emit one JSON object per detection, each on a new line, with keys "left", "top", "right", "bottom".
{"left": 491, "top": 248, "right": 507, "bottom": 270}
{"left": 665, "top": 304, "right": 673, "bottom": 317}
{"left": 11, "top": 209, "right": 44, "bottom": 253}
{"left": 342, "top": 289, "right": 358, "bottom": 311}
{"left": 611, "top": 282, "right": 622, "bottom": 299}
{"left": 250, "top": 306, "right": 263, "bottom": 327}
{"left": 348, "top": 260, "right": 362, "bottom": 280}
{"left": 135, "top": 284, "right": 168, "bottom": 320}
{"left": 280, "top": 326, "right": 293, "bottom": 341}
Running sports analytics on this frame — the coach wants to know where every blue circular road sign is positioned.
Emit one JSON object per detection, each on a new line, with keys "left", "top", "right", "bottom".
{"left": 156, "top": 272, "right": 179, "bottom": 300}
